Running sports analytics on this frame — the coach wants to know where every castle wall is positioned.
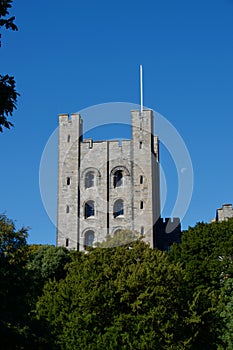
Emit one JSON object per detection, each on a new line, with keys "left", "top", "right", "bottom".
{"left": 108, "top": 140, "right": 133, "bottom": 236}
{"left": 78, "top": 139, "right": 133, "bottom": 250}
{"left": 57, "top": 113, "right": 82, "bottom": 249}
{"left": 57, "top": 109, "right": 180, "bottom": 250}
{"left": 216, "top": 204, "right": 233, "bottom": 222}
{"left": 131, "top": 110, "right": 160, "bottom": 246}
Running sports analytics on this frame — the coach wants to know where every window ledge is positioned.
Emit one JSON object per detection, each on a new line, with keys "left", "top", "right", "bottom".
{"left": 114, "top": 215, "right": 124, "bottom": 219}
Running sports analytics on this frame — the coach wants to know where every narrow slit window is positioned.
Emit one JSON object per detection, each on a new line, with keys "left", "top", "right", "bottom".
{"left": 139, "top": 141, "right": 143, "bottom": 149}
{"left": 67, "top": 177, "right": 71, "bottom": 186}
{"left": 140, "top": 201, "right": 144, "bottom": 210}
{"left": 141, "top": 227, "right": 144, "bottom": 235}
{"left": 140, "top": 175, "right": 144, "bottom": 184}
{"left": 66, "top": 205, "right": 70, "bottom": 213}
{"left": 65, "top": 238, "right": 69, "bottom": 247}
{"left": 67, "top": 134, "right": 71, "bottom": 142}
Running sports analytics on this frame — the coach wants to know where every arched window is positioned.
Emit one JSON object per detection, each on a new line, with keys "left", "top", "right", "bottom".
{"left": 113, "top": 199, "right": 124, "bottom": 218}
{"left": 85, "top": 171, "right": 95, "bottom": 189}
{"left": 84, "top": 230, "right": 94, "bottom": 249}
{"left": 113, "top": 170, "right": 123, "bottom": 188}
{"left": 84, "top": 200, "right": 95, "bottom": 218}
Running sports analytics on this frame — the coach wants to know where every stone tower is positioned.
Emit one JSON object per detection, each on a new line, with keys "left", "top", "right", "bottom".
{"left": 57, "top": 109, "right": 180, "bottom": 250}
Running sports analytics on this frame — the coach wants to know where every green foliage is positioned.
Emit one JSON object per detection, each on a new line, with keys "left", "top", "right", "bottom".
{"left": 27, "top": 244, "right": 71, "bottom": 281}
{"left": 1, "top": 217, "right": 233, "bottom": 348}
{"left": 218, "top": 278, "right": 233, "bottom": 349}
{"left": 95, "top": 229, "right": 140, "bottom": 248}
{"left": 0, "top": 214, "right": 30, "bottom": 348}
{"left": 169, "top": 219, "right": 233, "bottom": 348}
{"left": 36, "top": 241, "right": 214, "bottom": 349}
{"left": 0, "top": 215, "right": 69, "bottom": 349}
{"left": 26, "top": 244, "right": 71, "bottom": 307}
{"left": 170, "top": 220, "right": 233, "bottom": 291}
{"left": 0, "top": 214, "right": 28, "bottom": 262}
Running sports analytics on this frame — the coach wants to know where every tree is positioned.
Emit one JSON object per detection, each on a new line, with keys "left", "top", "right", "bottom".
{"left": 169, "top": 219, "right": 233, "bottom": 348}
{"left": 36, "top": 241, "right": 214, "bottom": 349}
{"left": 0, "top": 216, "right": 58, "bottom": 349}
{"left": 95, "top": 229, "right": 140, "bottom": 248}
{"left": 26, "top": 244, "right": 71, "bottom": 305}
{"left": 0, "top": 214, "right": 29, "bottom": 349}
{"left": 217, "top": 278, "right": 233, "bottom": 349}
{"left": 0, "top": 214, "right": 28, "bottom": 260}
{"left": 0, "top": 0, "right": 19, "bottom": 132}
{"left": 169, "top": 219, "right": 233, "bottom": 291}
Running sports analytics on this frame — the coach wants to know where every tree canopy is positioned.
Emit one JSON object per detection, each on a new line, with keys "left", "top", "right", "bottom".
{"left": 169, "top": 219, "right": 233, "bottom": 291}
{"left": 1, "top": 215, "right": 233, "bottom": 348}
{"left": 36, "top": 241, "right": 220, "bottom": 349}
{"left": 0, "top": 214, "right": 30, "bottom": 349}
{"left": 95, "top": 229, "right": 140, "bottom": 248}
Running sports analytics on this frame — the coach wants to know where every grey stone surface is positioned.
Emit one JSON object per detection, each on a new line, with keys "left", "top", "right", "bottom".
{"left": 57, "top": 110, "right": 181, "bottom": 250}
{"left": 216, "top": 204, "right": 233, "bottom": 222}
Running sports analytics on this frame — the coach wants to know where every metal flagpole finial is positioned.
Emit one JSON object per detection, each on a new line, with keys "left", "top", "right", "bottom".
{"left": 140, "top": 64, "right": 143, "bottom": 116}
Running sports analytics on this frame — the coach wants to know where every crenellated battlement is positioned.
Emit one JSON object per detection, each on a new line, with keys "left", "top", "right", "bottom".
{"left": 59, "top": 113, "right": 82, "bottom": 124}
{"left": 57, "top": 108, "right": 181, "bottom": 251}
{"left": 59, "top": 113, "right": 69, "bottom": 123}
{"left": 163, "top": 217, "right": 180, "bottom": 224}
{"left": 155, "top": 217, "right": 181, "bottom": 251}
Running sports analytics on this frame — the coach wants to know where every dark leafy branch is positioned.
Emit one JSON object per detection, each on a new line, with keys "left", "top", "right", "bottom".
{"left": 0, "top": 74, "right": 19, "bottom": 131}
{"left": 0, "top": 0, "right": 19, "bottom": 132}
{"left": 0, "top": 0, "right": 18, "bottom": 31}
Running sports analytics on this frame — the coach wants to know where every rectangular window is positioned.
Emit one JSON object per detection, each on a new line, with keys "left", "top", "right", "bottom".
{"left": 140, "top": 201, "right": 144, "bottom": 210}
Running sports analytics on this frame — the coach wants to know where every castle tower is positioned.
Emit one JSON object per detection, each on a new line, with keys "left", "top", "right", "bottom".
{"left": 57, "top": 113, "right": 83, "bottom": 249}
{"left": 130, "top": 110, "right": 160, "bottom": 246}
{"left": 57, "top": 109, "right": 179, "bottom": 250}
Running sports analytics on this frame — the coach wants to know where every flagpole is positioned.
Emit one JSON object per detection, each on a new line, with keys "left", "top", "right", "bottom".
{"left": 140, "top": 64, "right": 143, "bottom": 116}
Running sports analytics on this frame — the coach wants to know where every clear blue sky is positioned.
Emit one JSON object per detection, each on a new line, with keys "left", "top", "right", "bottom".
{"left": 0, "top": 0, "right": 233, "bottom": 245}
